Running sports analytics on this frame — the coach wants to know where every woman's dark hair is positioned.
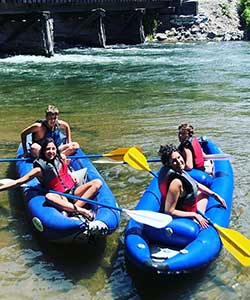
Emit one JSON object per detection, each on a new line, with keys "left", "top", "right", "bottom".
{"left": 39, "top": 138, "right": 61, "bottom": 161}
{"left": 178, "top": 123, "right": 194, "bottom": 137}
{"left": 158, "top": 144, "right": 179, "bottom": 166}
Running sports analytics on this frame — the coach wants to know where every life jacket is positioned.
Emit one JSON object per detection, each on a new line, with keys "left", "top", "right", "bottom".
{"left": 34, "top": 157, "right": 75, "bottom": 192}
{"left": 158, "top": 167, "right": 198, "bottom": 212}
{"left": 32, "top": 119, "right": 63, "bottom": 147}
{"left": 179, "top": 137, "right": 205, "bottom": 170}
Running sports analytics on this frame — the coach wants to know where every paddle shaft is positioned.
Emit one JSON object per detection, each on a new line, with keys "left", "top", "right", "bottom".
{"left": 0, "top": 146, "right": 141, "bottom": 162}
{"left": 0, "top": 154, "right": 117, "bottom": 162}
{"left": 94, "top": 154, "right": 232, "bottom": 165}
{"left": 26, "top": 185, "right": 172, "bottom": 228}
{"left": 0, "top": 152, "right": 231, "bottom": 163}
{"left": 27, "top": 186, "right": 123, "bottom": 212}
{"left": 145, "top": 153, "right": 232, "bottom": 163}
{"left": 198, "top": 210, "right": 221, "bottom": 227}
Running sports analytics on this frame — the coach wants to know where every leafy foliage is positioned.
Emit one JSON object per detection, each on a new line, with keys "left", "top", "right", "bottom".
{"left": 240, "top": 0, "right": 250, "bottom": 31}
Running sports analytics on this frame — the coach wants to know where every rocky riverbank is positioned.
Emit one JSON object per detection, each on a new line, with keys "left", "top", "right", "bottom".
{"left": 153, "top": 0, "right": 244, "bottom": 42}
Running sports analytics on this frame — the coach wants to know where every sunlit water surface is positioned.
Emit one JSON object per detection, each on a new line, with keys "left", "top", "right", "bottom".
{"left": 0, "top": 42, "right": 250, "bottom": 300}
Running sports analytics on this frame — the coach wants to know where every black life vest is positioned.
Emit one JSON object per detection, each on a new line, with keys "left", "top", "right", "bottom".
{"left": 158, "top": 167, "right": 198, "bottom": 212}
{"left": 34, "top": 157, "right": 75, "bottom": 192}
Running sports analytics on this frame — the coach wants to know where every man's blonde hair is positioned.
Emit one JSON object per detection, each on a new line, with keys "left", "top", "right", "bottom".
{"left": 45, "top": 105, "right": 59, "bottom": 115}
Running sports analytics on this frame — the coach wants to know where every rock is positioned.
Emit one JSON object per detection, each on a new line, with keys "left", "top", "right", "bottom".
{"left": 154, "top": 0, "right": 244, "bottom": 42}
{"left": 156, "top": 33, "right": 168, "bottom": 41}
{"left": 190, "top": 25, "right": 200, "bottom": 34}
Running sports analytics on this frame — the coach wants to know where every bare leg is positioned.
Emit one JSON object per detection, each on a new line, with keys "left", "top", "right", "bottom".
{"left": 60, "top": 142, "right": 80, "bottom": 156}
{"left": 196, "top": 191, "right": 208, "bottom": 213}
{"left": 30, "top": 143, "right": 41, "bottom": 158}
{"left": 45, "top": 193, "right": 93, "bottom": 219}
{"left": 74, "top": 179, "right": 102, "bottom": 207}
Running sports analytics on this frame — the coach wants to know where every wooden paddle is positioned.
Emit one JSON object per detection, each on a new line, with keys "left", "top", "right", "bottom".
{"left": 123, "top": 147, "right": 250, "bottom": 266}
{"left": 0, "top": 178, "right": 172, "bottom": 229}
{"left": 0, "top": 146, "right": 142, "bottom": 163}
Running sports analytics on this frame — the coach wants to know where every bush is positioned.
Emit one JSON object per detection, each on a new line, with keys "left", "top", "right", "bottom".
{"left": 242, "top": 7, "right": 250, "bottom": 26}
{"left": 240, "top": 0, "right": 250, "bottom": 10}
{"left": 240, "top": 0, "right": 250, "bottom": 31}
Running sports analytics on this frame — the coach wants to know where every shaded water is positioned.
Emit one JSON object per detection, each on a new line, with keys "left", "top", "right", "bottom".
{"left": 0, "top": 41, "right": 249, "bottom": 299}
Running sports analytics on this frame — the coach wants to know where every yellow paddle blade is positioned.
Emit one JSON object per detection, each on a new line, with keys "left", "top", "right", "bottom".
{"left": 214, "top": 224, "right": 250, "bottom": 257}
{"left": 222, "top": 241, "right": 250, "bottom": 266}
{"left": 124, "top": 147, "right": 151, "bottom": 172}
{"left": 218, "top": 229, "right": 250, "bottom": 266}
{"left": 104, "top": 146, "right": 143, "bottom": 161}
{"left": 214, "top": 224, "right": 250, "bottom": 256}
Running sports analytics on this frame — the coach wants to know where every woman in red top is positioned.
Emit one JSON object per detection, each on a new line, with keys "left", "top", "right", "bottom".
{"left": 0, "top": 138, "right": 102, "bottom": 220}
{"left": 178, "top": 123, "right": 213, "bottom": 174}
{"left": 158, "top": 144, "right": 226, "bottom": 228}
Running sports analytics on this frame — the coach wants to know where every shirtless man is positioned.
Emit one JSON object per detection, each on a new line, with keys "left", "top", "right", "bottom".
{"left": 21, "top": 105, "right": 79, "bottom": 158}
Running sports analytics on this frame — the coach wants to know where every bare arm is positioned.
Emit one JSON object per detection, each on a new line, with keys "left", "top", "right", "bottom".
{"left": 183, "top": 147, "right": 194, "bottom": 170}
{"left": 59, "top": 120, "right": 72, "bottom": 143}
{"left": 165, "top": 179, "right": 196, "bottom": 218}
{"left": 0, "top": 167, "right": 42, "bottom": 192}
{"left": 165, "top": 179, "right": 209, "bottom": 228}
{"left": 197, "top": 182, "right": 227, "bottom": 208}
{"left": 20, "top": 123, "right": 42, "bottom": 156}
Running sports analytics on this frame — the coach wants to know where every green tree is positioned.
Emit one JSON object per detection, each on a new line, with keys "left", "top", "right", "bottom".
{"left": 240, "top": 0, "right": 250, "bottom": 32}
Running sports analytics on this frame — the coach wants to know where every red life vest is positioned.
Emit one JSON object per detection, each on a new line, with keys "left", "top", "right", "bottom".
{"left": 190, "top": 137, "right": 205, "bottom": 169}
{"left": 34, "top": 157, "right": 75, "bottom": 192}
{"left": 179, "top": 137, "right": 204, "bottom": 170}
{"left": 158, "top": 167, "right": 198, "bottom": 212}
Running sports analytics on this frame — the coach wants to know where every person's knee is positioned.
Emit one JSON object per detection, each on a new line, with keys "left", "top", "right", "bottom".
{"left": 45, "top": 193, "right": 55, "bottom": 202}
{"left": 30, "top": 143, "right": 41, "bottom": 158}
{"left": 72, "top": 142, "right": 79, "bottom": 150}
{"left": 93, "top": 179, "right": 102, "bottom": 190}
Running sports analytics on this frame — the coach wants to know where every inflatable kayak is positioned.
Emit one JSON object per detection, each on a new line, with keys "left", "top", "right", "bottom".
{"left": 15, "top": 143, "right": 120, "bottom": 244}
{"left": 124, "top": 138, "right": 234, "bottom": 274}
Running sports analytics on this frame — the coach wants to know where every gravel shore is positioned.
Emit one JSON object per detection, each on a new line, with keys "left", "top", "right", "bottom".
{"left": 154, "top": 0, "right": 244, "bottom": 42}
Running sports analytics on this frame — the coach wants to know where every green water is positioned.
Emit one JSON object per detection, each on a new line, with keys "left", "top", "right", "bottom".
{"left": 0, "top": 42, "right": 250, "bottom": 300}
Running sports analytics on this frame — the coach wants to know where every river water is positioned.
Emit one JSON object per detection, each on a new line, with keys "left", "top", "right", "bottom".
{"left": 0, "top": 41, "right": 249, "bottom": 300}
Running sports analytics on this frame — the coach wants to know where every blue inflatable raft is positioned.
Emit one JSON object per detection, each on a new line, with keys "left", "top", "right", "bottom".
{"left": 15, "top": 144, "right": 120, "bottom": 244}
{"left": 125, "top": 138, "right": 234, "bottom": 274}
